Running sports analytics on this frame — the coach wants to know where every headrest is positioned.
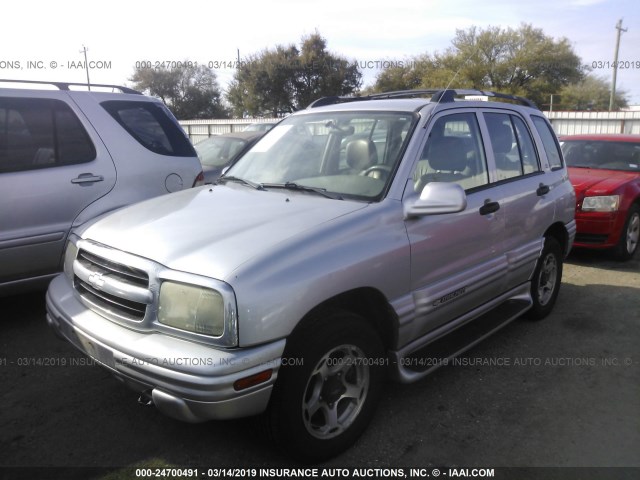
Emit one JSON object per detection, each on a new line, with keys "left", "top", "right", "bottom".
{"left": 428, "top": 136, "right": 468, "bottom": 171}
{"left": 346, "top": 139, "right": 377, "bottom": 170}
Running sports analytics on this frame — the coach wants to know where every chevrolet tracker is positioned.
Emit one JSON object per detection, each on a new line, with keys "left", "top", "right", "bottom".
{"left": 46, "top": 89, "right": 576, "bottom": 461}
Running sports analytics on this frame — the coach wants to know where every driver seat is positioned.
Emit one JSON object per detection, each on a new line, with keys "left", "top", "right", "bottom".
{"left": 346, "top": 138, "right": 377, "bottom": 174}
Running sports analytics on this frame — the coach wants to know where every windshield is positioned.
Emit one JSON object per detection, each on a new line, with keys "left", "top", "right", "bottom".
{"left": 225, "top": 111, "right": 416, "bottom": 201}
{"left": 195, "top": 137, "right": 248, "bottom": 167}
{"left": 561, "top": 140, "right": 640, "bottom": 172}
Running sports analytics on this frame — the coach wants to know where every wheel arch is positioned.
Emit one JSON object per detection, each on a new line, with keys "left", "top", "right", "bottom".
{"left": 287, "top": 287, "right": 399, "bottom": 353}
{"left": 544, "top": 221, "right": 570, "bottom": 257}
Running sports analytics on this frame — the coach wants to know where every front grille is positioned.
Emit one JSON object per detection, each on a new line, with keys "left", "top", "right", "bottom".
{"left": 77, "top": 250, "right": 148, "bottom": 286}
{"left": 73, "top": 248, "right": 150, "bottom": 321}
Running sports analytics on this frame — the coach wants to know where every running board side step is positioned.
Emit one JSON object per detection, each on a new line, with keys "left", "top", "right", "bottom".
{"left": 390, "top": 297, "right": 532, "bottom": 383}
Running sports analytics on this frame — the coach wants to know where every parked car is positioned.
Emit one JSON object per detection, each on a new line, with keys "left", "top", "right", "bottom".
{"left": 194, "top": 131, "right": 265, "bottom": 183}
{"left": 560, "top": 134, "right": 640, "bottom": 260}
{"left": 242, "top": 122, "right": 276, "bottom": 132}
{"left": 46, "top": 89, "right": 576, "bottom": 462}
{"left": 0, "top": 80, "right": 203, "bottom": 296}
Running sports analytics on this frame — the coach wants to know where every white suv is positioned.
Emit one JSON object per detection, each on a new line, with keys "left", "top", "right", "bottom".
{"left": 0, "top": 80, "right": 203, "bottom": 296}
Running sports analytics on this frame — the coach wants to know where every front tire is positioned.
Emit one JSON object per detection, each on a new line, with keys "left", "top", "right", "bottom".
{"left": 613, "top": 204, "right": 640, "bottom": 261}
{"left": 526, "top": 236, "right": 563, "bottom": 320}
{"left": 265, "top": 311, "right": 385, "bottom": 462}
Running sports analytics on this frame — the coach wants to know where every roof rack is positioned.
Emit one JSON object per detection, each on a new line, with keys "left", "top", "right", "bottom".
{"left": 307, "top": 88, "right": 538, "bottom": 109}
{"left": 0, "top": 79, "right": 141, "bottom": 95}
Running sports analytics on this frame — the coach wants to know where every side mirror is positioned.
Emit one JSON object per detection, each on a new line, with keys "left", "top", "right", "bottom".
{"left": 404, "top": 182, "right": 467, "bottom": 218}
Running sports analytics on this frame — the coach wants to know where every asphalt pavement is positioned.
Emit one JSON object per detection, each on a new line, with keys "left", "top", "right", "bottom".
{"left": 1, "top": 250, "right": 638, "bottom": 479}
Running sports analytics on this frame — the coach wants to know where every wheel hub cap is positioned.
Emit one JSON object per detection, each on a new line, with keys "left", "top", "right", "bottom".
{"left": 302, "top": 345, "right": 370, "bottom": 439}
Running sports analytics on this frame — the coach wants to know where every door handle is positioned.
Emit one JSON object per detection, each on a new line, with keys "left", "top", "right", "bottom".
{"left": 536, "top": 183, "right": 550, "bottom": 196}
{"left": 71, "top": 173, "right": 104, "bottom": 185}
{"left": 479, "top": 200, "right": 500, "bottom": 215}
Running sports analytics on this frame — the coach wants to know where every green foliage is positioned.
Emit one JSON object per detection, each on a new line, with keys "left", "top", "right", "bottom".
{"left": 372, "top": 23, "right": 585, "bottom": 107}
{"left": 227, "top": 32, "right": 362, "bottom": 117}
{"left": 130, "top": 62, "right": 229, "bottom": 120}
{"left": 557, "top": 75, "right": 628, "bottom": 110}
{"left": 227, "top": 45, "right": 300, "bottom": 118}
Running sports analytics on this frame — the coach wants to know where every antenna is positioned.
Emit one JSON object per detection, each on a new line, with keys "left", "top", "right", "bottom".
{"left": 429, "top": 48, "right": 479, "bottom": 118}
{"left": 80, "top": 45, "right": 91, "bottom": 91}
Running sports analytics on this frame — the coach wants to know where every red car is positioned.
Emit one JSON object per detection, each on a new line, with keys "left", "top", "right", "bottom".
{"left": 560, "top": 134, "right": 640, "bottom": 260}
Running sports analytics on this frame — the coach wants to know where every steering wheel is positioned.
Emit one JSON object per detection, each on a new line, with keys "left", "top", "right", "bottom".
{"left": 360, "top": 164, "right": 392, "bottom": 180}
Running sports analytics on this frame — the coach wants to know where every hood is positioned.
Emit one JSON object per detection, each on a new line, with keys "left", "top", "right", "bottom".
{"left": 568, "top": 167, "right": 638, "bottom": 197}
{"left": 82, "top": 183, "right": 367, "bottom": 281}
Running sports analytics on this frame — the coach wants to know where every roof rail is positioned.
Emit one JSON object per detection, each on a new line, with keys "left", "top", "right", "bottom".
{"left": 0, "top": 79, "right": 141, "bottom": 95}
{"left": 308, "top": 88, "right": 538, "bottom": 109}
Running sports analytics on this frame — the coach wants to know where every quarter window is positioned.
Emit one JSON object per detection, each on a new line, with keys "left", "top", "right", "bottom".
{"left": 0, "top": 98, "right": 95, "bottom": 173}
{"left": 531, "top": 115, "right": 563, "bottom": 169}
{"left": 512, "top": 116, "right": 540, "bottom": 174}
{"left": 101, "top": 101, "right": 196, "bottom": 157}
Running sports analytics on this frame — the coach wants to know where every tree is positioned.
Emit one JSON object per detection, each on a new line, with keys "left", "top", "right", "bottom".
{"left": 130, "top": 62, "right": 229, "bottom": 119}
{"left": 227, "top": 45, "right": 300, "bottom": 118}
{"left": 294, "top": 33, "right": 361, "bottom": 109}
{"left": 556, "top": 75, "right": 628, "bottom": 110}
{"left": 370, "top": 54, "right": 433, "bottom": 92}
{"left": 372, "top": 24, "right": 585, "bottom": 107}
{"left": 227, "top": 32, "right": 362, "bottom": 117}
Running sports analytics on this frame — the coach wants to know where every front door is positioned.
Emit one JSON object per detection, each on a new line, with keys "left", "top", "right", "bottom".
{"left": 403, "top": 111, "right": 507, "bottom": 340}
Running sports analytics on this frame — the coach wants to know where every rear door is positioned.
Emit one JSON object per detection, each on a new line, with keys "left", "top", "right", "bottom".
{"left": 0, "top": 92, "right": 116, "bottom": 286}
{"left": 481, "top": 110, "right": 555, "bottom": 289}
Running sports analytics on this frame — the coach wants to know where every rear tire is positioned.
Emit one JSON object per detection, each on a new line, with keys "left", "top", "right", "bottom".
{"left": 613, "top": 204, "right": 640, "bottom": 261}
{"left": 265, "top": 310, "right": 385, "bottom": 462}
{"left": 526, "top": 236, "right": 563, "bottom": 321}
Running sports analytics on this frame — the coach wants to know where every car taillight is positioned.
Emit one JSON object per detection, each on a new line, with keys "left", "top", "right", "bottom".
{"left": 193, "top": 171, "right": 205, "bottom": 187}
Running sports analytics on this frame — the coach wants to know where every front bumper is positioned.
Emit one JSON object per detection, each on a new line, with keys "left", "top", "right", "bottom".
{"left": 46, "top": 274, "right": 286, "bottom": 423}
{"left": 574, "top": 211, "right": 622, "bottom": 249}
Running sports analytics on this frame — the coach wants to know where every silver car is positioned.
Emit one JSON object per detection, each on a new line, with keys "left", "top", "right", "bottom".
{"left": 46, "top": 89, "right": 576, "bottom": 461}
{"left": 0, "top": 80, "right": 203, "bottom": 296}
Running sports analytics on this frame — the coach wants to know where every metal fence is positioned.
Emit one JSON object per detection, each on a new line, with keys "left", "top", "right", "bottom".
{"left": 547, "top": 111, "right": 640, "bottom": 135}
{"left": 179, "top": 111, "right": 640, "bottom": 144}
{"left": 179, "top": 118, "right": 278, "bottom": 144}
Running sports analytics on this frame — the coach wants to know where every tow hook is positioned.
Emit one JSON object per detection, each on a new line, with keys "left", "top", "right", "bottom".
{"left": 138, "top": 390, "right": 153, "bottom": 406}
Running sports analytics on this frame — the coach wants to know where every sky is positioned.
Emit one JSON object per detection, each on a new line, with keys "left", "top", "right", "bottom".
{"left": 1, "top": 0, "right": 639, "bottom": 107}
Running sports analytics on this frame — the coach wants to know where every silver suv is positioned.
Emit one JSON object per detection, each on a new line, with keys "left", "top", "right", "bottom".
{"left": 46, "top": 89, "right": 576, "bottom": 461}
{"left": 0, "top": 80, "right": 203, "bottom": 296}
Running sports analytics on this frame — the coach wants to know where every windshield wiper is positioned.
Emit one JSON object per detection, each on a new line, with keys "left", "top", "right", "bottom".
{"left": 262, "top": 182, "right": 343, "bottom": 200}
{"left": 216, "top": 175, "right": 264, "bottom": 190}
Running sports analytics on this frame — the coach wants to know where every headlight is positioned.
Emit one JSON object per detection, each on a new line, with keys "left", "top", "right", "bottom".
{"left": 582, "top": 195, "right": 620, "bottom": 212}
{"left": 63, "top": 239, "right": 79, "bottom": 280}
{"left": 158, "top": 281, "right": 225, "bottom": 336}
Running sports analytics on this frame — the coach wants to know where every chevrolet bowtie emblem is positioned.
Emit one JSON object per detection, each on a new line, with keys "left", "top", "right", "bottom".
{"left": 88, "top": 271, "right": 106, "bottom": 289}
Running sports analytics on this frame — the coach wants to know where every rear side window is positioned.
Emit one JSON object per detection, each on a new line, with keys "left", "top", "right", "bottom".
{"left": 531, "top": 115, "right": 563, "bottom": 170}
{"left": 484, "top": 113, "right": 540, "bottom": 180}
{"left": 101, "top": 101, "right": 196, "bottom": 157}
{"left": 0, "top": 97, "right": 95, "bottom": 173}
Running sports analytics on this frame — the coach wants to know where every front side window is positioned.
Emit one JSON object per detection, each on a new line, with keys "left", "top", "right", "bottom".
{"left": 226, "top": 111, "right": 417, "bottom": 201}
{"left": 0, "top": 97, "right": 95, "bottom": 173}
{"left": 101, "top": 101, "right": 196, "bottom": 157}
{"left": 413, "top": 112, "right": 489, "bottom": 192}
